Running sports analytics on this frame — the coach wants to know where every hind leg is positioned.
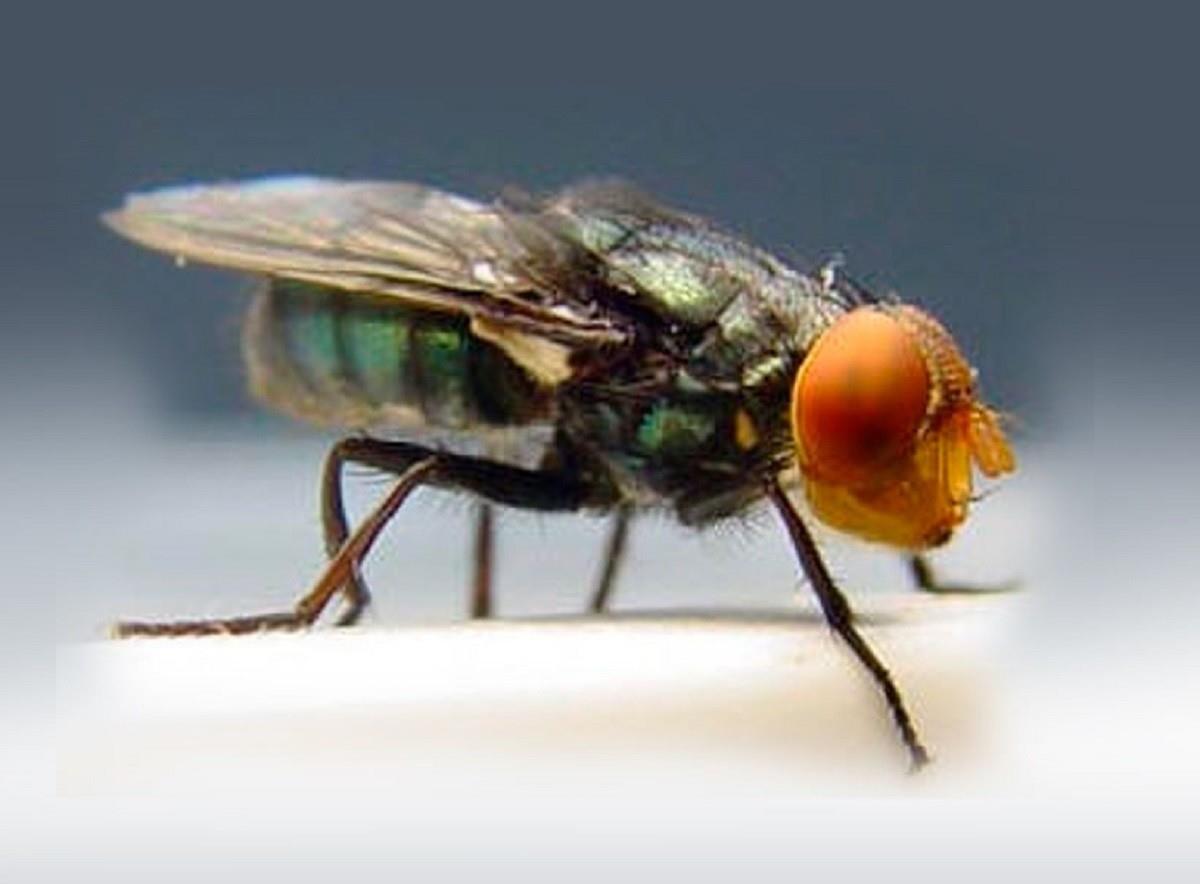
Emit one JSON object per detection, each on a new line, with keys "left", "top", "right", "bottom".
{"left": 322, "top": 437, "right": 595, "bottom": 624}
{"left": 114, "top": 457, "right": 439, "bottom": 637}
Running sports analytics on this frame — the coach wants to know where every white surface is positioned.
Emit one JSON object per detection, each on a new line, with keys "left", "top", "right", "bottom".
{"left": 47, "top": 593, "right": 1200, "bottom": 880}
{"left": 17, "top": 374, "right": 1200, "bottom": 877}
{"left": 58, "top": 599, "right": 1008, "bottom": 794}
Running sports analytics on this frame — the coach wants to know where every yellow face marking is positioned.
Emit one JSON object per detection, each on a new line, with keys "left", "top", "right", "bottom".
{"left": 734, "top": 408, "right": 759, "bottom": 451}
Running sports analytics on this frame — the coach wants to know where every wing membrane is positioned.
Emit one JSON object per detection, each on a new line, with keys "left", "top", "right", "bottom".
{"left": 106, "top": 177, "right": 515, "bottom": 288}
{"left": 104, "top": 176, "right": 626, "bottom": 347}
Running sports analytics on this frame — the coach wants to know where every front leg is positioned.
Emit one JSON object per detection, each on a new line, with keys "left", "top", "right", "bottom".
{"left": 764, "top": 477, "right": 930, "bottom": 770}
{"left": 908, "top": 553, "right": 1019, "bottom": 595}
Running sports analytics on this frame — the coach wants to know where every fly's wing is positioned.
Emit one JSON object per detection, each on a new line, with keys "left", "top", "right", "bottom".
{"left": 104, "top": 176, "right": 628, "bottom": 351}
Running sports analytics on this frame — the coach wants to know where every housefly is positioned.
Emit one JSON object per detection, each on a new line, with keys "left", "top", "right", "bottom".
{"left": 104, "top": 177, "right": 1016, "bottom": 768}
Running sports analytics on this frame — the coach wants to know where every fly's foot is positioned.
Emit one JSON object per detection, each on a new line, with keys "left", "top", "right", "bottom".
{"left": 909, "top": 554, "right": 1020, "bottom": 595}
{"left": 110, "top": 610, "right": 310, "bottom": 638}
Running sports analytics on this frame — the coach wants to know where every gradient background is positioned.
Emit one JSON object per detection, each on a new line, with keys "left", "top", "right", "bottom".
{"left": 15, "top": 2, "right": 1200, "bottom": 879}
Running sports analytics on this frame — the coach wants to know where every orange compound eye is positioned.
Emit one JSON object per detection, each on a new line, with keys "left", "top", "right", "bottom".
{"left": 793, "top": 308, "right": 931, "bottom": 485}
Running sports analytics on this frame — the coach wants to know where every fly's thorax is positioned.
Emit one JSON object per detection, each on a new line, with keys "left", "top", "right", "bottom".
{"left": 570, "top": 267, "right": 830, "bottom": 522}
{"left": 563, "top": 355, "right": 797, "bottom": 524}
{"left": 788, "top": 304, "right": 1015, "bottom": 549}
{"left": 243, "top": 281, "right": 552, "bottom": 442}
{"left": 685, "top": 270, "right": 845, "bottom": 389}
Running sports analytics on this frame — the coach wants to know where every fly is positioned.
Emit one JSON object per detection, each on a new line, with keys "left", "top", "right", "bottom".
{"left": 104, "top": 177, "right": 1016, "bottom": 769}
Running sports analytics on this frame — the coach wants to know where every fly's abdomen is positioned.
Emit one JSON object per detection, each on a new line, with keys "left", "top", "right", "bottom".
{"left": 244, "top": 280, "right": 547, "bottom": 434}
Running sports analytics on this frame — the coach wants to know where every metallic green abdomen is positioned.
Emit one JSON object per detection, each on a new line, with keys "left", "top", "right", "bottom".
{"left": 244, "top": 281, "right": 546, "bottom": 433}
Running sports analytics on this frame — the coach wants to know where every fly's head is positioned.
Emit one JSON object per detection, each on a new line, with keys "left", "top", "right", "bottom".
{"left": 789, "top": 305, "right": 1015, "bottom": 549}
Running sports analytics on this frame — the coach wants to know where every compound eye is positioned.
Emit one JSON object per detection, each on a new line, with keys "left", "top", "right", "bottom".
{"left": 793, "top": 308, "right": 930, "bottom": 485}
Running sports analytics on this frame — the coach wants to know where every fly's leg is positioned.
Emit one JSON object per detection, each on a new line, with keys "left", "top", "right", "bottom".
{"left": 323, "top": 438, "right": 383, "bottom": 626}
{"left": 908, "top": 553, "right": 1019, "bottom": 595}
{"left": 587, "top": 505, "right": 633, "bottom": 614}
{"left": 113, "top": 458, "right": 439, "bottom": 638}
{"left": 764, "top": 477, "right": 931, "bottom": 770}
{"left": 324, "top": 439, "right": 513, "bottom": 622}
{"left": 321, "top": 437, "right": 462, "bottom": 625}
{"left": 471, "top": 502, "right": 494, "bottom": 619}
{"left": 114, "top": 441, "right": 595, "bottom": 638}
{"left": 336, "top": 439, "right": 595, "bottom": 615}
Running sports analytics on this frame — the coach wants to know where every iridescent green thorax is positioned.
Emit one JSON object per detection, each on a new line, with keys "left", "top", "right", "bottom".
{"left": 546, "top": 185, "right": 845, "bottom": 392}
{"left": 563, "top": 369, "right": 792, "bottom": 523}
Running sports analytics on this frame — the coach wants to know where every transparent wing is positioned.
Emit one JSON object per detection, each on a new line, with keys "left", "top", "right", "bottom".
{"left": 105, "top": 176, "right": 528, "bottom": 289}
{"left": 104, "top": 176, "right": 625, "bottom": 347}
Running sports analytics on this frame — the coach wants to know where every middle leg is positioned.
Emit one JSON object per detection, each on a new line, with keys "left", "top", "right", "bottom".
{"left": 587, "top": 505, "right": 633, "bottom": 614}
{"left": 471, "top": 502, "right": 494, "bottom": 619}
